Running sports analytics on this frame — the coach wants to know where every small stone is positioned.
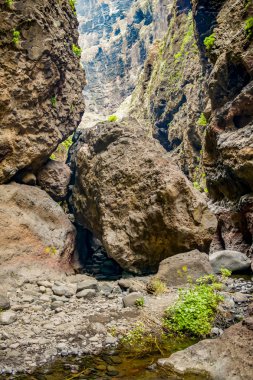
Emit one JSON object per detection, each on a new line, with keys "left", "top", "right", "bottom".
{"left": 242, "top": 317, "right": 253, "bottom": 330}
{"left": 0, "top": 311, "right": 17, "bottom": 325}
{"left": 22, "top": 295, "right": 35, "bottom": 303}
{"left": 76, "top": 289, "right": 96, "bottom": 299}
{"left": 0, "top": 294, "right": 10, "bottom": 310}
{"left": 77, "top": 279, "right": 98, "bottom": 292}
{"left": 122, "top": 292, "right": 143, "bottom": 307}
{"left": 37, "top": 280, "right": 52, "bottom": 288}
{"left": 39, "top": 286, "right": 46, "bottom": 293}
{"left": 105, "top": 336, "right": 118, "bottom": 345}
{"left": 52, "top": 284, "right": 76, "bottom": 297}
{"left": 210, "top": 327, "right": 223, "bottom": 337}
{"left": 51, "top": 301, "right": 64, "bottom": 310}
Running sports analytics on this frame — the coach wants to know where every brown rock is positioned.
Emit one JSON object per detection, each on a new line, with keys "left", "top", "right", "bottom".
{"left": 158, "top": 322, "right": 253, "bottom": 380}
{"left": 155, "top": 250, "right": 213, "bottom": 286}
{"left": 72, "top": 122, "right": 217, "bottom": 274}
{"left": 0, "top": 0, "right": 85, "bottom": 184}
{"left": 0, "top": 183, "right": 76, "bottom": 280}
{"left": 37, "top": 160, "right": 71, "bottom": 201}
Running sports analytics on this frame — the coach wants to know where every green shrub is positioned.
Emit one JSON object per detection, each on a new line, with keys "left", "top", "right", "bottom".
{"left": 12, "top": 29, "right": 20, "bottom": 46}
{"left": 5, "top": 0, "right": 13, "bottom": 7}
{"left": 69, "top": 0, "right": 76, "bottom": 12}
{"left": 220, "top": 268, "right": 232, "bottom": 279}
{"left": 204, "top": 33, "right": 216, "bottom": 51}
{"left": 147, "top": 279, "right": 167, "bottom": 295}
{"left": 164, "top": 279, "right": 223, "bottom": 337}
{"left": 50, "top": 135, "right": 73, "bottom": 161}
{"left": 72, "top": 44, "right": 82, "bottom": 57}
{"left": 245, "top": 17, "right": 253, "bottom": 39}
{"left": 197, "top": 113, "right": 208, "bottom": 127}
{"left": 51, "top": 96, "right": 57, "bottom": 108}
{"left": 108, "top": 115, "right": 118, "bottom": 122}
{"left": 135, "top": 297, "right": 145, "bottom": 307}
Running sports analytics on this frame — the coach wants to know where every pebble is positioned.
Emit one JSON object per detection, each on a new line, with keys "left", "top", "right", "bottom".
{"left": 0, "top": 294, "right": 10, "bottom": 311}
{"left": 76, "top": 289, "right": 96, "bottom": 299}
{"left": 77, "top": 279, "right": 98, "bottom": 292}
{"left": 0, "top": 311, "right": 17, "bottom": 325}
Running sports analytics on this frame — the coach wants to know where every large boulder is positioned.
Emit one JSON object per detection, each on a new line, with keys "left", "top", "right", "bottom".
{"left": 154, "top": 250, "right": 213, "bottom": 286}
{"left": 0, "top": 183, "right": 76, "bottom": 283}
{"left": 37, "top": 160, "right": 71, "bottom": 201}
{"left": 71, "top": 122, "right": 217, "bottom": 273}
{"left": 158, "top": 321, "right": 253, "bottom": 380}
{"left": 0, "top": 0, "right": 85, "bottom": 184}
{"left": 209, "top": 250, "right": 251, "bottom": 274}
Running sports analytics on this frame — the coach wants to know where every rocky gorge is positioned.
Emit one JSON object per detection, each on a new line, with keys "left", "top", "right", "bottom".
{"left": 0, "top": 0, "right": 253, "bottom": 379}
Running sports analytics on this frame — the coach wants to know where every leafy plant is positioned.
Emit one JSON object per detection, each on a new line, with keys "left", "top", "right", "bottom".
{"left": 245, "top": 17, "right": 253, "bottom": 39}
{"left": 50, "top": 135, "right": 73, "bottom": 161}
{"left": 5, "top": 0, "right": 13, "bottom": 7}
{"left": 69, "top": 0, "right": 76, "bottom": 12}
{"left": 135, "top": 297, "right": 145, "bottom": 307}
{"left": 108, "top": 115, "right": 118, "bottom": 122}
{"left": 197, "top": 113, "right": 208, "bottom": 127}
{"left": 44, "top": 246, "right": 58, "bottom": 256}
{"left": 220, "top": 268, "right": 232, "bottom": 279}
{"left": 204, "top": 33, "right": 216, "bottom": 51}
{"left": 12, "top": 29, "right": 20, "bottom": 46}
{"left": 72, "top": 44, "right": 82, "bottom": 57}
{"left": 51, "top": 96, "right": 57, "bottom": 108}
{"left": 147, "top": 279, "right": 167, "bottom": 295}
{"left": 164, "top": 278, "right": 224, "bottom": 337}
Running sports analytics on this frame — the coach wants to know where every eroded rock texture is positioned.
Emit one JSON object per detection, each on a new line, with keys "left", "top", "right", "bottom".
{"left": 0, "top": 0, "right": 85, "bottom": 184}
{"left": 158, "top": 321, "right": 253, "bottom": 380}
{"left": 195, "top": 0, "right": 253, "bottom": 255}
{"left": 129, "top": 0, "right": 206, "bottom": 182}
{"left": 0, "top": 184, "right": 76, "bottom": 281}
{"left": 77, "top": 0, "right": 171, "bottom": 113}
{"left": 71, "top": 122, "right": 217, "bottom": 274}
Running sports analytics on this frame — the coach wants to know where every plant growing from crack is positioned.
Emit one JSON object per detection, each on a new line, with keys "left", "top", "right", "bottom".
{"left": 12, "top": 29, "right": 20, "bottom": 46}
{"left": 72, "top": 44, "right": 82, "bottom": 57}
{"left": 204, "top": 33, "right": 216, "bottom": 51}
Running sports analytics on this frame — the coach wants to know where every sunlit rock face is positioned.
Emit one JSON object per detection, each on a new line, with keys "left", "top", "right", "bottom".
{"left": 77, "top": 0, "right": 171, "bottom": 113}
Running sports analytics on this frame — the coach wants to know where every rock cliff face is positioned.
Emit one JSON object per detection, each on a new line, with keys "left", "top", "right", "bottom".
{"left": 77, "top": 0, "right": 172, "bottom": 113}
{"left": 71, "top": 121, "right": 217, "bottom": 274}
{"left": 0, "top": 0, "right": 85, "bottom": 184}
{"left": 130, "top": 0, "right": 253, "bottom": 258}
{"left": 129, "top": 0, "right": 206, "bottom": 184}
{"left": 194, "top": 0, "right": 253, "bottom": 255}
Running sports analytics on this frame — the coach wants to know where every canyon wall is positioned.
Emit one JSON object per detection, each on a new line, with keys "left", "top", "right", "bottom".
{"left": 77, "top": 0, "right": 172, "bottom": 113}
{"left": 130, "top": 0, "right": 253, "bottom": 257}
{"left": 0, "top": 0, "right": 85, "bottom": 184}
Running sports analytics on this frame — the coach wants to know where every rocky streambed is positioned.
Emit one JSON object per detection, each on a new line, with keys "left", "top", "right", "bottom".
{"left": 0, "top": 273, "right": 252, "bottom": 379}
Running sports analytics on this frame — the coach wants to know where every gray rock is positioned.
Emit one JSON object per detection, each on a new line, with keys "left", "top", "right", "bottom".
{"left": 209, "top": 250, "right": 251, "bottom": 273}
{"left": 122, "top": 292, "right": 143, "bottom": 307}
{"left": 155, "top": 249, "right": 213, "bottom": 286}
{"left": 105, "top": 335, "right": 118, "bottom": 345}
{"left": 0, "top": 311, "right": 17, "bottom": 325}
{"left": 51, "top": 301, "right": 64, "bottom": 310}
{"left": 0, "top": 294, "right": 10, "bottom": 310}
{"left": 52, "top": 284, "right": 76, "bottom": 297}
{"left": 77, "top": 279, "right": 98, "bottom": 292}
{"left": 76, "top": 289, "right": 96, "bottom": 299}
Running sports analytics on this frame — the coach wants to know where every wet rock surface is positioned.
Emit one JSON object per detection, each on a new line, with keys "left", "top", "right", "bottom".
{"left": 158, "top": 320, "right": 253, "bottom": 380}
{"left": 0, "top": 273, "right": 251, "bottom": 376}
